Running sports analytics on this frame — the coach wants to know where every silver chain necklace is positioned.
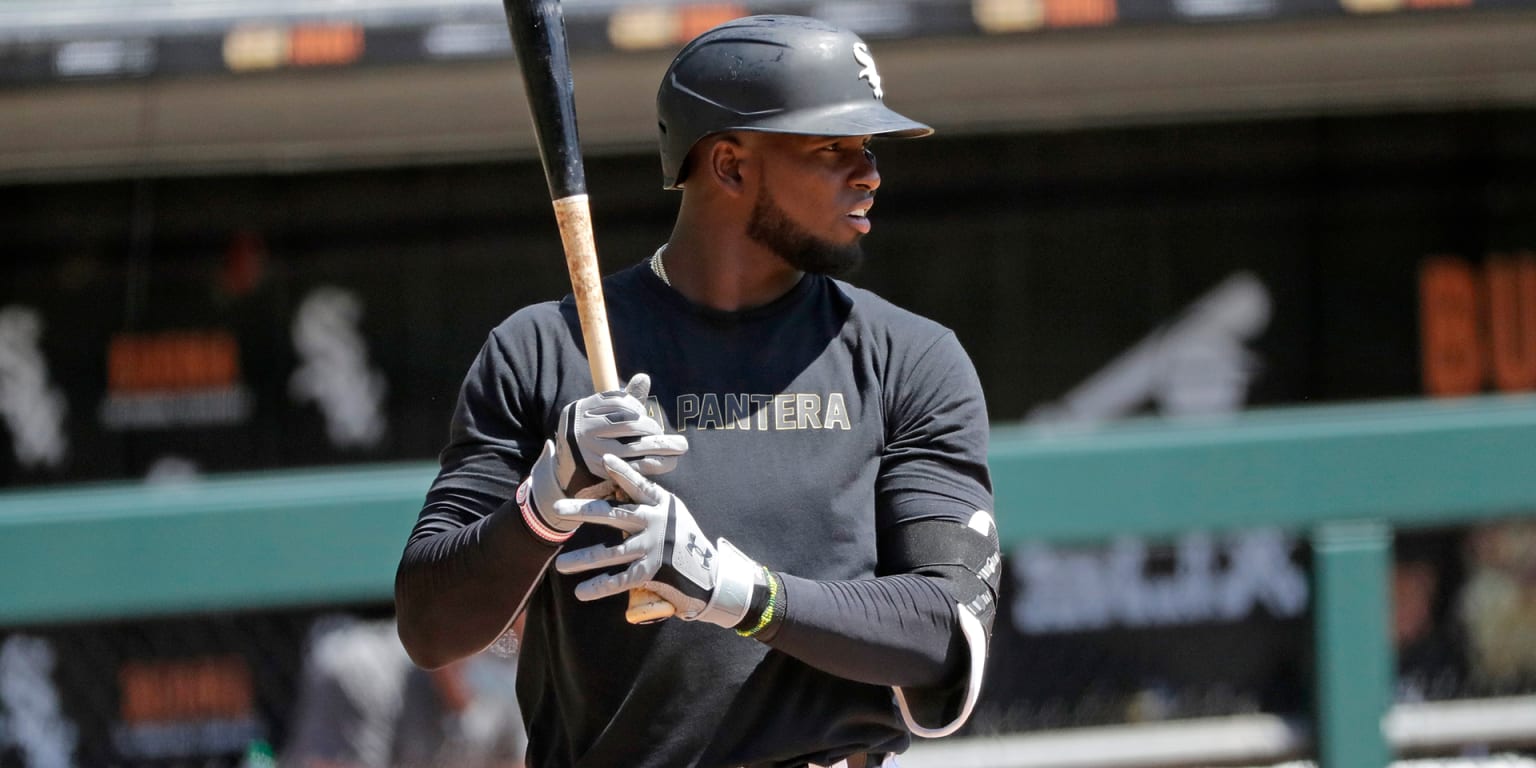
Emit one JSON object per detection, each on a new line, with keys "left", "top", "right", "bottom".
{"left": 650, "top": 245, "right": 671, "bottom": 286}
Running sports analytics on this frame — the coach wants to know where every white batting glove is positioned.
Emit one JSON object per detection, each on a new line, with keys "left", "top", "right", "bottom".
{"left": 554, "top": 373, "right": 687, "bottom": 496}
{"left": 551, "top": 455, "right": 762, "bottom": 628}
{"left": 516, "top": 373, "right": 687, "bottom": 544}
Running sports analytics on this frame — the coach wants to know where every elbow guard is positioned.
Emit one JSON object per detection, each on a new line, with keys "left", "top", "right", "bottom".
{"left": 879, "top": 510, "right": 1001, "bottom": 737}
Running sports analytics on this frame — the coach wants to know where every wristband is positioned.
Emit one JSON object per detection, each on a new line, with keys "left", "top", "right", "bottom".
{"left": 517, "top": 478, "right": 575, "bottom": 545}
{"left": 735, "top": 568, "right": 780, "bottom": 638}
{"left": 735, "top": 572, "right": 772, "bottom": 632}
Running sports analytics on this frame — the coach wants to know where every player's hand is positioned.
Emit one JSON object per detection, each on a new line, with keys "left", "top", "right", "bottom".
{"left": 554, "top": 373, "right": 687, "bottom": 497}
{"left": 551, "top": 455, "right": 761, "bottom": 628}
{"left": 516, "top": 374, "right": 687, "bottom": 543}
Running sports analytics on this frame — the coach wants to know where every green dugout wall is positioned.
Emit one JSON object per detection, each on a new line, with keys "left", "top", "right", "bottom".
{"left": 4, "top": 394, "right": 1536, "bottom": 766}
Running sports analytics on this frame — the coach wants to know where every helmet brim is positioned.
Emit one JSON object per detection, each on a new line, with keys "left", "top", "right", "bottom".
{"left": 743, "top": 101, "right": 934, "bottom": 140}
{"left": 664, "top": 103, "right": 932, "bottom": 188}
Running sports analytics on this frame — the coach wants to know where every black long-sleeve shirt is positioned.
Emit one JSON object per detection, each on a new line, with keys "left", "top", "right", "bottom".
{"left": 395, "top": 262, "right": 995, "bottom": 768}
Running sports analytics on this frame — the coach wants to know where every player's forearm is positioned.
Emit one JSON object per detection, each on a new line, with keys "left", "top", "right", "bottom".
{"left": 757, "top": 572, "right": 964, "bottom": 688}
{"left": 394, "top": 501, "right": 557, "bottom": 668}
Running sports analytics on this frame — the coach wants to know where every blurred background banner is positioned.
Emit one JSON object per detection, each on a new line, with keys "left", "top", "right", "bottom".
{"left": 6, "top": 0, "right": 1536, "bottom": 88}
{"left": 3, "top": 0, "right": 1536, "bottom": 766}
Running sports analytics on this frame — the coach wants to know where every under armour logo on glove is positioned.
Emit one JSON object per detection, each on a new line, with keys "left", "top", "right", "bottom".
{"left": 686, "top": 533, "right": 714, "bottom": 570}
{"left": 551, "top": 456, "right": 762, "bottom": 628}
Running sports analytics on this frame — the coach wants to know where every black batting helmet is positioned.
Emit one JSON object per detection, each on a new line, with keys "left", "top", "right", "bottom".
{"left": 656, "top": 15, "right": 933, "bottom": 189}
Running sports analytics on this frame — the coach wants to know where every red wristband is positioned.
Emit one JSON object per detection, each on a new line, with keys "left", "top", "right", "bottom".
{"left": 517, "top": 478, "right": 574, "bottom": 545}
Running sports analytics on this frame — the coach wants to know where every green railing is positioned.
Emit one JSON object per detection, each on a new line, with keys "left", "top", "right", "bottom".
{"left": 5, "top": 394, "right": 1536, "bottom": 766}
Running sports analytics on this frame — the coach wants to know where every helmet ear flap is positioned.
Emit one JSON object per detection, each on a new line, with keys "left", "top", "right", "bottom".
{"left": 673, "top": 146, "right": 698, "bottom": 188}
{"left": 662, "top": 120, "right": 689, "bottom": 187}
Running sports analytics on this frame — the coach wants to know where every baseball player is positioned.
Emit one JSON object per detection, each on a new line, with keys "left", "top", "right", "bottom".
{"left": 395, "top": 15, "right": 1000, "bottom": 768}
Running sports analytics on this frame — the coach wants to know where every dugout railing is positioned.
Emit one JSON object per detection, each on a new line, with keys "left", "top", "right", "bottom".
{"left": 4, "top": 394, "right": 1536, "bottom": 767}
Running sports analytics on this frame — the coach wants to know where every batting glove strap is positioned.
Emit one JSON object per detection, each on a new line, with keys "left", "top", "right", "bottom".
{"left": 693, "top": 538, "right": 759, "bottom": 629}
{"left": 517, "top": 479, "right": 574, "bottom": 544}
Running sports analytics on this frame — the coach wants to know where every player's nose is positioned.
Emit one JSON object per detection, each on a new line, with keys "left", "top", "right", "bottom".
{"left": 850, "top": 148, "right": 880, "bottom": 191}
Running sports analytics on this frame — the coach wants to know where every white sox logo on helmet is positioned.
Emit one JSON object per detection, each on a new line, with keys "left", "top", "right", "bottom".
{"left": 852, "top": 42, "right": 883, "bottom": 99}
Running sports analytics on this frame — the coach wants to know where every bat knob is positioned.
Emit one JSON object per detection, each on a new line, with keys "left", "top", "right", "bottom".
{"left": 626, "top": 590, "right": 675, "bottom": 624}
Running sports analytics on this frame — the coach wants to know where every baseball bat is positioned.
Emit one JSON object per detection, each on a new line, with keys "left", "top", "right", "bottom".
{"left": 501, "top": 0, "right": 674, "bottom": 624}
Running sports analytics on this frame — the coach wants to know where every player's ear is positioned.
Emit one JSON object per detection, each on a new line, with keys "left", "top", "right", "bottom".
{"left": 704, "top": 134, "right": 747, "bottom": 196}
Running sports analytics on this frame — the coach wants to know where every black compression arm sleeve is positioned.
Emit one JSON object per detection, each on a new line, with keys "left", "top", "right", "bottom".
{"left": 394, "top": 500, "right": 559, "bottom": 669}
{"left": 757, "top": 572, "right": 965, "bottom": 688}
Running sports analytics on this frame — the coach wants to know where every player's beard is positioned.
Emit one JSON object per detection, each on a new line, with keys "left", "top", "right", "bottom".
{"left": 746, "top": 187, "right": 864, "bottom": 278}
